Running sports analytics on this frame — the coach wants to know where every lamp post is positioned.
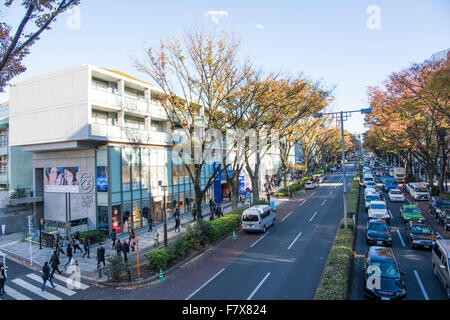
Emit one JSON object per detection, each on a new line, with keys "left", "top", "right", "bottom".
{"left": 314, "top": 107, "right": 371, "bottom": 228}
{"left": 160, "top": 183, "right": 168, "bottom": 247}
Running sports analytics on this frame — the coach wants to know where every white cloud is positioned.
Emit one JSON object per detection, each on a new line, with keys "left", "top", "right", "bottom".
{"left": 204, "top": 10, "right": 228, "bottom": 24}
{"left": 256, "top": 24, "right": 264, "bottom": 29}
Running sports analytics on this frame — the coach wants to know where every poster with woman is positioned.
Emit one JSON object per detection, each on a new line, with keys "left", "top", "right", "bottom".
{"left": 44, "top": 167, "right": 79, "bottom": 193}
{"left": 111, "top": 205, "right": 122, "bottom": 234}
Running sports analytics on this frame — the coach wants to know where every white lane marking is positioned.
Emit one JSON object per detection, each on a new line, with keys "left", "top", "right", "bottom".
{"left": 185, "top": 268, "right": 226, "bottom": 300}
{"left": 298, "top": 200, "right": 305, "bottom": 207}
{"left": 396, "top": 230, "right": 406, "bottom": 247}
{"left": 48, "top": 273, "right": 89, "bottom": 290}
{"left": 281, "top": 211, "right": 292, "bottom": 222}
{"left": 247, "top": 272, "right": 271, "bottom": 300}
{"left": 12, "top": 278, "right": 62, "bottom": 300}
{"left": 329, "top": 191, "right": 333, "bottom": 196}
{"left": 388, "top": 209, "right": 393, "bottom": 219}
{"left": 413, "top": 270, "right": 429, "bottom": 300}
{"left": 436, "top": 232, "right": 443, "bottom": 239}
{"left": 321, "top": 200, "right": 327, "bottom": 206}
{"left": 287, "top": 232, "right": 302, "bottom": 250}
{"left": 3, "top": 285, "right": 32, "bottom": 300}
{"left": 309, "top": 211, "right": 318, "bottom": 223}
{"left": 27, "top": 273, "right": 76, "bottom": 296}
{"left": 250, "top": 232, "right": 270, "bottom": 248}
{"left": 311, "top": 191, "right": 316, "bottom": 197}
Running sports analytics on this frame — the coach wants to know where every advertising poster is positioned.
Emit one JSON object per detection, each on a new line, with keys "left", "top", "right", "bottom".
{"left": 44, "top": 167, "right": 79, "bottom": 193}
{"left": 96, "top": 166, "right": 108, "bottom": 192}
{"left": 111, "top": 205, "right": 122, "bottom": 234}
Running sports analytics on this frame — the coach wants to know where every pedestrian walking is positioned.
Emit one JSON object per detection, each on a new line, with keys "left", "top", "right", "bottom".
{"left": 175, "top": 215, "right": 181, "bottom": 232}
{"left": 192, "top": 202, "right": 197, "bottom": 221}
{"left": 41, "top": 262, "right": 56, "bottom": 291}
{"left": 110, "top": 229, "right": 117, "bottom": 249}
{"left": 49, "top": 250, "right": 61, "bottom": 279}
{"left": 115, "top": 239, "right": 122, "bottom": 258}
{"left": 73, "top": 236, "right": 83, "bottom": 254}
{"left": 55, "top": 235, "right": 65, "bottom": 256}
{"left": 174, "top": 207, "right": 180, "bottom": 218}
{"left": 122, "top": 240, "right": 129, "bottom": 263}
{"left": 147, "top": 215, "right": 153, "bottom": 232}
{"left": 216, "top": 203, "right": 223, "bottom": 218}
{"left": 97, "top": 243, "right": 106, "bottom": 267}
{"left": 82, "top": 238, "right": 90, "bottom": 259}
{"left": 129, "top": 235, "right": 136, "bottom": 252}
{"left": 153, "top": 228, "right": 160, "bottom": 246}
{"left": 0, "top": 262, "right": 6, "bottom": 296}
{"left": 64, "top": 244, "right": 73, "bottom": 267}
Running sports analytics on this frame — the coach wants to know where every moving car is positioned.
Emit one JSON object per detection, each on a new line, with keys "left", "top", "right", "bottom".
{"left": 364, "top": 246, "right": 406, "bottom": 300}
{"left": 400, "top": 205, "right": 425, "bottom": 224}
{"left": 241, "top": 205, "right": 276, "bottom": 233}
{"left": 365, "top": 192, "right": 381, "bottom": 209}
{"left": 393, "top": 167, "right": 406, "bottom": 183}
{"left": 408, "top": 183, "right": 430, "bottom": 201}
{"left": 429, "top": 196, "right": 450, "bottom": 231}
{"left": 365, "top": 181, "right": 378, "bottom": 190}
{"left": 304, "top": 181, "right": 316, "bottom": 190}
{"left": 368, "top": 201, "right": 390, "bottom": 224}
{"left": 366, "top": 219, "right": 392, "bottom": 246}
{"left": 363, "top": 174, "right": 375, "bottom": 188}
{"left": 388, "top": 189, "right": 405, "bottom": 202}
{"left": 405, "top": 221, "right": 436, "bottom": 249}
{"left": 381, "top": 177, "right": 398, "bottom": 192}
{"left": 431, "top": 239, "right": 450, "bottom": 299}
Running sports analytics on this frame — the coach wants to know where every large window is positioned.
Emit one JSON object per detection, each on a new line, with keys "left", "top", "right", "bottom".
{"left": 124, "top": 116, "right": 145, "bottom": 130}
{"left": 91, "top": 110, "right": 108, "bottom": 125}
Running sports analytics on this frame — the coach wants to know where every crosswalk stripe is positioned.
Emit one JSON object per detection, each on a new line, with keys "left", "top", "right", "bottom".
{"left": 27, "top": 273, "right": 76, "bottom": 296}
{"left": 12, "top": 278, "right": 62, "bottom": 300}
{"left": 3, "top": 285, "right": 32, "bottom": 300}
{"left": 51, "top": 273, "right": 89, "bottom": 290}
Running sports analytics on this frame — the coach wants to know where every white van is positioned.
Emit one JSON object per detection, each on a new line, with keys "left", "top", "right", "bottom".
{"left": 241, "top": 205, "right": 276, "bottom": 233}
{"left": 408, "top": 183, "right": 430, "bottom": 201}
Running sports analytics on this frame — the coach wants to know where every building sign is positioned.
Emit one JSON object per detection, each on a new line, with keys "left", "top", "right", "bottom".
{"left": 44, "top": 167, "right": 79, "bottom": 193}
{"left": 96, "top": 166, "right": 108, "bottom": 192}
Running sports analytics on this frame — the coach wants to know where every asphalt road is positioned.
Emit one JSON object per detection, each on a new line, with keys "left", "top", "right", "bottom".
{"left": 349, "top": 176, "right": 448, "bottom": 300}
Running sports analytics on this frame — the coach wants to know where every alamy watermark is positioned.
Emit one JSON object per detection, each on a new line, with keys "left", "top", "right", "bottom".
{"left": 366, "top": 5, "right": 381, "bottom": 30}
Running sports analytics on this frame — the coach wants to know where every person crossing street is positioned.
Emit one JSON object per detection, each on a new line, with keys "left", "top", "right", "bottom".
{"left": 82, "top": 238, "right": 90, "bottom": 259}
{"left": 49, "top": 250, "right": 62, "bottom": 279}
{"left": 41, "top": 261, "right": 56, "bottom": 291}
{"left": 0, "top": 262, "right": 6, "bottom": 296}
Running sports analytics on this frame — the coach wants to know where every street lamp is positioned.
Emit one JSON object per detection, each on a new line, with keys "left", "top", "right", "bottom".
{"left": 314, "top": 107, "right": 372, "bottom": 228}
{"left": 159, "top": 181, "right": 168, "bottom": 247}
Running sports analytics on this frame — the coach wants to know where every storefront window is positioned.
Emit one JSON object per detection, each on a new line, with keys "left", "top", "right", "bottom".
{"left": 97, "top": 206, "right": 109, "bottom": 234}
{"left": 122, "top": 202, "right": 132, "bottom": 233}
{"left": 133, "top": 201, "right": 142, "bottom": 228}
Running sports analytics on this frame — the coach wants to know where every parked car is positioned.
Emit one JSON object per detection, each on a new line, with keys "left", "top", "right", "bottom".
{"left": 365, "top": 192, "right": 381, "bottom": 209}
{"left": 366, "top": 219, "right": 392, "bottom": 246}
{"left": 431, "top": 239, "right": 450, "bottom": 299}
{"left": 368, "top": 201, "right": 390, "bottom": 224}
{"left": 304, "top": 181, "right": 316, "bottom": 190}
{"left": 429, "top": 196, "right": 450, "bottom": 231}
{"left": 364, "top": 246, "right": 406, "bottom": 300}
{"left": 381, "top": 177, "right": 398, "bottom": 192}
{"left": 407, "top": 183, "right": 430, "bottom": 201}
{"left": 388, "top": 189, "right": 405, "bottom": 202}
{"left": 400, "top": 205, "right": 425, "bottom": 224}
{"left": 405, "top": 221, "right": 436, "bottom": 249}
{"left": 241, "top": 205, "right": 276, "bottom": 233}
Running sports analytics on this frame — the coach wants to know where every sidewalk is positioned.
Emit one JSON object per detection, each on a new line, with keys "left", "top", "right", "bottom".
{"left": 0, "top": 201, "right": 242, "bottom": 283}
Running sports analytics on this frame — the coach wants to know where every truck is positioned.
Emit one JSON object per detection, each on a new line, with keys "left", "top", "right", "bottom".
{"left": 393, "top": 167, "right": 406, "bottom": 183}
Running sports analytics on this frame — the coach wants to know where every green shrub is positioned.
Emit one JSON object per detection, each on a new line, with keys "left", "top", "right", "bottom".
{"left": 104, "top": 255, "right": 132, "bottom": 281}
{"left": 253, "top": 199, "right": 269, "bottom": 206}
{"left": 430, "top": 185, "right": 440, "bottom": 196}
{"left": 406, "top": 174, "right": 418, "bottom": 183}
{"left": 145, "top": 248, "right": 170, "bottom": 271}
{"left": 79, "top": 230, "right": 106, "bottom": 244}
{"left": 167, "top": 237, "right": 187, "bottom": 264}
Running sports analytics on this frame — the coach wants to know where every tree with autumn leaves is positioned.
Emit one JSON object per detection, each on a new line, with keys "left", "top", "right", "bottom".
{"left": 365, "top": 59, "right": 449, "bottom": 192}
{"left": 0, "top": 0, "right": 80, "bottom": 91}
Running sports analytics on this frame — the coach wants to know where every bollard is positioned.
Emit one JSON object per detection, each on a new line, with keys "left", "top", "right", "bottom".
{"left": 1, "top": 224, "right": 5, "bottom": 235}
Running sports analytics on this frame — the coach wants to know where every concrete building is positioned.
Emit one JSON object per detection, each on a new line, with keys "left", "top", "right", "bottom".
{"left": 9, "top": 65, "right": 291, "bottom": 235}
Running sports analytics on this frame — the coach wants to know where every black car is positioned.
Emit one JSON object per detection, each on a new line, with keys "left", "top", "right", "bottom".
{"left": 366, "top": 219, "right": 392, "bottom": 246}
{"left": 364, "top": 246, "right": 406, "bottom": 300}
{"left": 429, "top": 196, "right": 450, "bottom": 231}
{"left": 405, "top": 221, "right": 437, "bottom": 249}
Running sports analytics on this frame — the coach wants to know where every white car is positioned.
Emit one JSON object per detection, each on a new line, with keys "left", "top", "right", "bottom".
{"left": 388, "top": 189, "right": 405, "bottom": 202}
{"left": 304, "top": 181, "right": 316, "bottom": 190}
{"left": 368, "top": 200, "right": 390, "bottom": 224}
{"left": 365, "top": 192, "right": 381, "bottom": 209}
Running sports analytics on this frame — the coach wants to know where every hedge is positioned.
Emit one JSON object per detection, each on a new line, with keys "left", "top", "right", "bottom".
{"left": 145, "top": 214, "right": 242, "bottom": 271}
{"left": 79, "top": 230, "right": 106, "bottom": 244}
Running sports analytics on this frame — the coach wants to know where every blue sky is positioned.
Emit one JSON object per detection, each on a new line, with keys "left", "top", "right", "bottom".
{"left": 1, "top": 0, "right": 449, "bottom": 133}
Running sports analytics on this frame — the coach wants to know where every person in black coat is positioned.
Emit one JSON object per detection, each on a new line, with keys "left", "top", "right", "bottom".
{"left": 97, "top": 243, "right": 106, "bottom": 267}
{"left": 49, "top": 251, "right": 61, "bottom": 278}
{"left": 41, "top": 262, "right": 56, "bottom": 291}
{"left": 64, "top": 244, "right": 73, "bottom": 267}
{"left": 0, "top": 262, "right": 6, "bottom": 296}
{"left": 115, "top": 239, "right": 122, "bottom": 258}
{"left": 121, "top": 241, "right": 129, "bottom": 263}
{"left": 110, "top": 229, "right": 117, "bottom": 249}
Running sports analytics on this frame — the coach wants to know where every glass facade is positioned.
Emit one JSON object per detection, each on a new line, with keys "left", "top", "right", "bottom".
{"left": 95, "top": 146, "right": 214, "bottom": 234}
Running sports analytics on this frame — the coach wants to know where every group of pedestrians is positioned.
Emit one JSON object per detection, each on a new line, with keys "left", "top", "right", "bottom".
{"left": 110, "top": 227, "right": 138, "bottom": 263}
{"left": 53, "top": 232, "right": 91, "bottom": 269}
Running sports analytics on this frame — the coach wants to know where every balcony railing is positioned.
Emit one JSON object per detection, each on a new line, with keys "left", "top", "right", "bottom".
{"left": 91, "top": 88, "right": 121, "bottom": 108}
{"left": 149, "top": 131, "right": 171, "bottom": 145}
{"left": 0, "top": 172, "right": 8, "bottom": 185}
{"left": 123, "top": 96, "right": 148, "bottom": 114}
{"left": 149, "top": 101, "right": 168, "bottom": 119}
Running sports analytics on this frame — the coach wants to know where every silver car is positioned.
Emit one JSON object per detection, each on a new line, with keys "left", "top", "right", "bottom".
{"left": 242, "top": 205, "right": 276, "bottom": 233}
